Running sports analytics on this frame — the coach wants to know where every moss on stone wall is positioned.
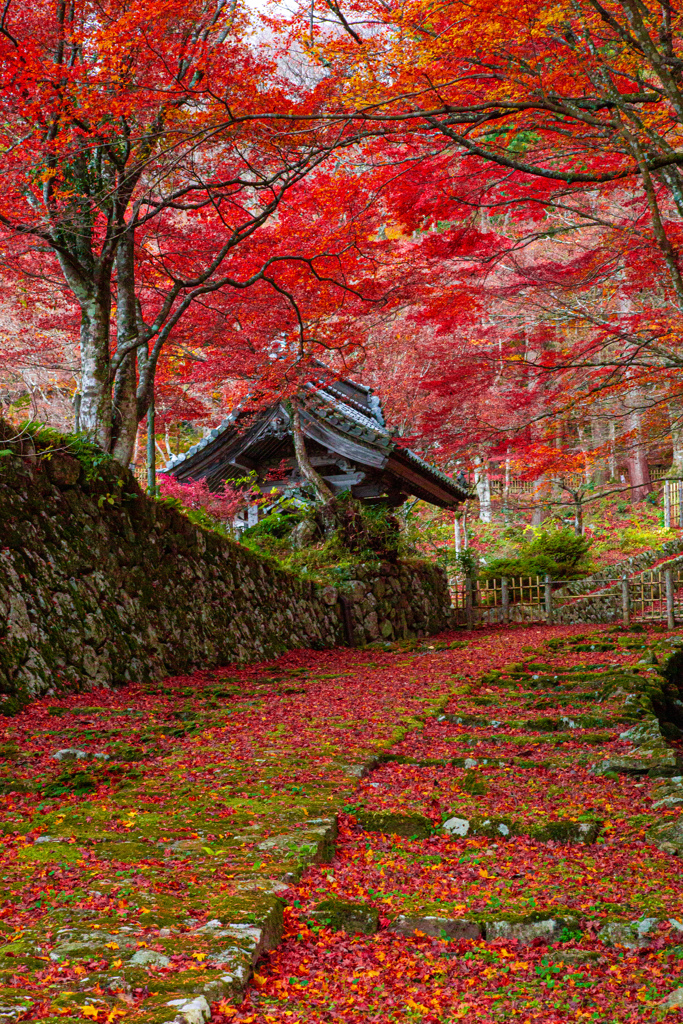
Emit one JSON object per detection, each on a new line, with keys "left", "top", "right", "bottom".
{"left": 0, "top": 424, "right": 453, "bottom": 708}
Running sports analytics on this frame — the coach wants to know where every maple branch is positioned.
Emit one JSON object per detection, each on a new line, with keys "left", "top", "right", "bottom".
{"left": 323, "top": 0, "right": 364, "bottom": 44}
{"left": 0, "top": 0, "right": 17, "bottom": 47}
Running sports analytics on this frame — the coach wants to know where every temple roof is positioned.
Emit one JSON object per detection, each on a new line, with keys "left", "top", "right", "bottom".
{"left": 162, "top": 373, "right": 468, "bottom": 509}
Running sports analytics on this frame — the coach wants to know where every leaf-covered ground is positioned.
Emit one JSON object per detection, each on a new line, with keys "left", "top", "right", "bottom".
{"left": 1, "top": 622, "right": 683, "bottom": 1021}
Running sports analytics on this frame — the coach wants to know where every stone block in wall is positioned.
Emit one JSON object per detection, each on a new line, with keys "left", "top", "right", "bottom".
{"left": 363, "top": 611, "right": 380, "bottom": 640}
{"left": 343, "top": 581, "right": 365, "bottom": 603}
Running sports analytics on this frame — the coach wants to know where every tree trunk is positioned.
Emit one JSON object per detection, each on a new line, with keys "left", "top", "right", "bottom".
{"left": 574, "top": 496, "right": 583, "bottom": 536}
{"left": 474, "top": 457, "right": 492, "bottom": 523}
{"left": 111, "top": 354, "right": 138, "bottom": 466}
{"left": 290, "top": 404, "right": 335, "bottom": 502}
{"left": 625, "top": 404, "right": 652, "bottom": 501}
{"left": 531, "top": 475, "right": 549, "bottom": 526}
{"left": 609, "top": 420, "right": 617, "bottom": 480}
{"left": 53, "top": 243, "right": 115, "bottom": 453}
{"left": 78, "top": 295, "right": 113, "bottom": 451}
{"left": 111, "top": 230, "right": 140, "bottom": 466}
{"left": 503, "top": 455, "right": 511, "bottom": 524}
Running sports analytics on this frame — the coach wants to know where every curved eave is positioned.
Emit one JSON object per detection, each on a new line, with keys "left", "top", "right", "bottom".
{"left": 386, "top": 448, "right": 468, "bottom": 508}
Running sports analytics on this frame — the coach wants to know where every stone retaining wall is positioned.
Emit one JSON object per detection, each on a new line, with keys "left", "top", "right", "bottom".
{"left": 0, "top": 439, "right": 452, "bottom": 710}
{"left": 553, "top": 552, "right": 683, "bottom": 625}
{"left": 559, "top": 537, "right": 683, "bottom": 596}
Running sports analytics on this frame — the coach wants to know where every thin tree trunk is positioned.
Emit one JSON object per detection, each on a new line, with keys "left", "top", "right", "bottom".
{"left": 474, "top": 456, "right": 492, "bottom": 523}
{"left": 578, "top": 424, "right": 592, "bottom": 485}
{"left": 290, "top": 404, "right": 335, "bottom": 502}
{"left": 609, "top": 420, "right": 617, "bottom": 480}
{"left": 111, "top": 230, "right": 140, "bottom": 466}
{"left": 503, "top": 455, "right": 511, "bottom": 524}
{"left": 531, "top": 475, "right": 549, "bottom": 526}
{"left": 574, "top": 494, "right": 584, "bottom": 536}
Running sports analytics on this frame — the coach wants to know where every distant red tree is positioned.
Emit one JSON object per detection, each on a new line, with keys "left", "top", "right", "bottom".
{"left": 158, "top": 475, "right": 251, "bottom": 526}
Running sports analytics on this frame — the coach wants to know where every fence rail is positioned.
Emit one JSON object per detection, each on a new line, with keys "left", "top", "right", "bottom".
{"left": 453, "top": 567, "right": 683, "bottom": 629}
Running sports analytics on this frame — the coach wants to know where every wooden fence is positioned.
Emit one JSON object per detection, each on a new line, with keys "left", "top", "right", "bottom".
{"left": 664, "top": 480, "right": 683, "bottom": 529}
{"left": 487, "top": 465, "right": 669, "bottom": 500}
{"left": 453, "top": 567, "right": 683, "bottom": 629}
{"left": 130, "top": 464, "right": 148, "bottom": 489}
{"left": 452, "top": 574, "right": 550, "bottom": 626}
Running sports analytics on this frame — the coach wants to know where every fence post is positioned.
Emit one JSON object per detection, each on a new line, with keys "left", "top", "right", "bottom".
{"left": 665, "top": 567, "right": 676, "bottom": 630}
{"left": 544, "top": 574, "right": 553, "bottom": 625}
{"left": 501, "top": 576, "right": 510, "bottom": 625}
{"left": 621, "top": 575, "right": 630, "bottom": 627}
{"left": 678, "top": 482, "right": 683, "bottom": 529}
{"left": 665, "top": 480, "right": 671, "bottom": 529}
{"left": 465, "top": 575, "right": 474, "bottom": 630}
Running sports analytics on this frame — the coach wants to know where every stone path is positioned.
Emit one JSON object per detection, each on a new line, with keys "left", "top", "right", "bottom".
{"left": 221, "top": 628, "right": 683, "bottom": 1022}
{"left": 0, "top": 634, "right": 484, "bottom": 1022}
{"left": 3, "top": 625, "right": 683, "bottom": 1022}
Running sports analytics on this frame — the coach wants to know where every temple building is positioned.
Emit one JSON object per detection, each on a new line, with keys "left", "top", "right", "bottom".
{"left": 162, "top": 372, "right": 468, "bottom": 517}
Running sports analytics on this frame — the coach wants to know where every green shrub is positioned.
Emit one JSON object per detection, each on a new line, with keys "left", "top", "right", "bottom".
{"left": 242, "top": 511, "right": 304, "bottom": 541}
{"left": 526, "top": 528, "right": 591, "bottom": 576}
{"left": 617, "top": 527, "right": 664, "bottom": 553}
{"left": 480, "top": 529, "right": 590, "bottom": 582}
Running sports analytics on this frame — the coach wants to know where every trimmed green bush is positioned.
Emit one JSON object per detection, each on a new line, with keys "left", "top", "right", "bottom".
{"left": 480, "top": 528, "right": 591, "bottom": 582}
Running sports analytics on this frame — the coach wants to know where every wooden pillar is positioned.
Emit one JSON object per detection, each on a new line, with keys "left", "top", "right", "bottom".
{"left": 621, "top": 575, "right": 630, "bottom": 628}
{"left": 465, "top": 576, "right": 474, "bottom": 631}
{"left": 338, "top": 595, "right": 355, "bottom": 645}
{"left": 665, "top": 567, "right": 676, "bottom": 630}
{"left": 678, "top": 482, "right": 683, "bottom": 528}
{"left": 665, "top": 480, "right": 671, "bottom": 529}
{"left": 544, "top": 574, "right": 553, "bottom": 625}
{"left": 501, "top": 577, "right": 510, "bottom": 625}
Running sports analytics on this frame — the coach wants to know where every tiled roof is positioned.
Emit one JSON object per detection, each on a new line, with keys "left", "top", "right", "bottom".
{"left": 161, "top": 375, "right": 467, "bottom": 502}
{"left": 303, "top": 385, "right": 390, "bottom": 445}
{"left": 162, "top": 407, "right": 241, "bottom": 473}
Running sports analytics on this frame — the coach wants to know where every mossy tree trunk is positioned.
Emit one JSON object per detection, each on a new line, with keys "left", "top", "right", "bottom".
{"left": 290, "top": 404, "right": 335, "bottom": 503}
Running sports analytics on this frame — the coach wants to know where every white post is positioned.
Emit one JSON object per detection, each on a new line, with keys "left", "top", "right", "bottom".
{"left": 454, "top": 516, "right": 461, "bottom": 556}
{"left": 665, "top": 480, "right": 671, "bottom": 529}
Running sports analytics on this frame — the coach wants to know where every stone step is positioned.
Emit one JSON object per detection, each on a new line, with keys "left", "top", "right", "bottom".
{"left": 389, "top": 912, "right": 683, "bottom": 947}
